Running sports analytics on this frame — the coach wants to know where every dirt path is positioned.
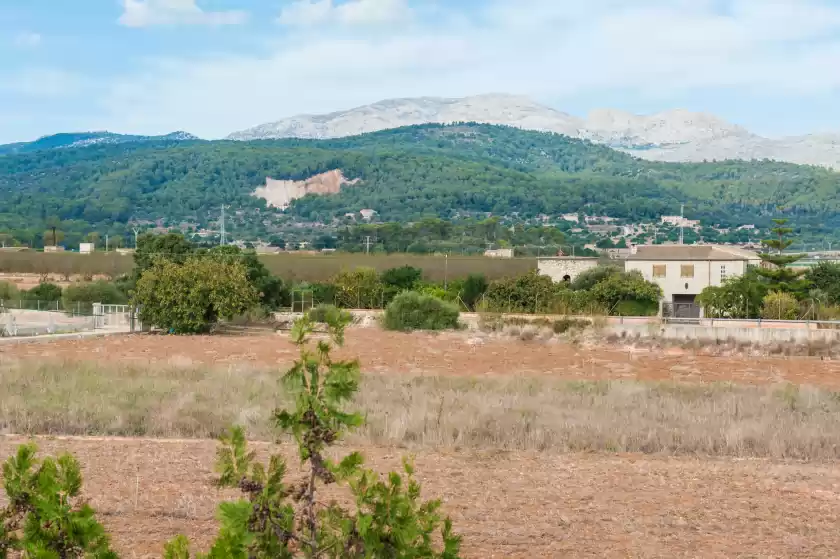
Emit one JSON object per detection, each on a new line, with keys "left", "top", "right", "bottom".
{"left": 2, "top": 331, "right": 839, "bottom": 388}
{"left": 1, "top": 436, "right": 838, "bottom": 558}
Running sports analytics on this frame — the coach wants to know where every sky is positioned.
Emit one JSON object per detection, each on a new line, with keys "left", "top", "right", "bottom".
{"left": 1, "top": 0, "right": 840, "bottom": 143}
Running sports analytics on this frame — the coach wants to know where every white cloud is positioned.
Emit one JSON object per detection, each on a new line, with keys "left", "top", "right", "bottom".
{"left": 98, "top": 0, "right": 840, "bottom": 137}
{"left": 13, "top": 32, "right": 42, "bottom": 48}
{"left": 278, "top": 0, "right": 411, "bottom": 27}
{"left": 118, "top": 0, "right": 248, "bottom": 27}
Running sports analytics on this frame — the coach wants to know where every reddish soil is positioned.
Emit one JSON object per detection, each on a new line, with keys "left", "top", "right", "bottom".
{"left": 1, "top": 436, "right": 838, "bottom": 558}
{"left": 2, "top": 330, "right": 840, "bottom": 388}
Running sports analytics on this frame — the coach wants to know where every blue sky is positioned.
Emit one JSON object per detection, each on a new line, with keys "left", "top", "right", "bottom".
{"left": 1, "top": 0, "right": 840, "bottom": 143}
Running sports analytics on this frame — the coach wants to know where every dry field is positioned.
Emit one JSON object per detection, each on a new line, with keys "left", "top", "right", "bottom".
{"left": 0, "top": 252, "right": 536, "bottom": 282}
{"left": 3, "top": 329, "right": 840, "bottom": 557}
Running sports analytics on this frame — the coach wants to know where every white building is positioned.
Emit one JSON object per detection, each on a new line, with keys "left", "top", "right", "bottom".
{"left": 661, "top": 216, "right": 700, "bottom": 229}
{"left": 626, "top": 245, "right": 761, "bottom": 312}
{"left": 484, "top": 248, "right": 515, "bottom": 258}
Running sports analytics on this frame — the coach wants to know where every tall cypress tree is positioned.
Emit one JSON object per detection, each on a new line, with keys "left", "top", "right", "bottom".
{"left": 755, "top": 218, "right": 809, "bottom": 295}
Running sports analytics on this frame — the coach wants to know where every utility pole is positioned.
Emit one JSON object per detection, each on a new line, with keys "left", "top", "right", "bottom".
{"left": 364, "top": 236, "right": 372, "bottom": 255}
{"left": 133, "top": 228, "right": 140, "bottom": 249}
{"left": 679, "top": 204, "right": 685, "bottom": 245}
{"left": 220, "top": 205, "right": 227, "bottom": 246}
{"left": 444, "top": 253, "right": 449, "bottom": 290}
{"left": 105, "top": 234, "right": 109, "bottom": 252}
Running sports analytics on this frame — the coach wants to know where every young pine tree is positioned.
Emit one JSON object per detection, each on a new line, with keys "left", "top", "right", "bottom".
{"left": 755, "top": 218, "right": 809, "bottom": 296}
{"left": 165, "top": 311, "right": 461, "bottom": 558}
{"left": 0, "top": 444, "right": 117, "bottom": 558}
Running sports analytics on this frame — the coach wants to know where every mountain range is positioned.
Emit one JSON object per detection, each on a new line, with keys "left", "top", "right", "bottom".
{"left": 0, "top": 131, "right": 198, "bottom": 156}
{"left": 228, "top": 94, "right": 840, "bottom": 169}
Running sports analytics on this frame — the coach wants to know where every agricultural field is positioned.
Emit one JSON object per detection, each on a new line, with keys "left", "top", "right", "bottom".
{"left": 3, "top": 328, "right": 840, "bottom": 557}
{"left": 0, "top": 251, "right": 536, "bottom": 282}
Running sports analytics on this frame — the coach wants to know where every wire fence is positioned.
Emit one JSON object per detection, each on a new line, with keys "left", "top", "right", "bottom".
{"left": 0, "top": 300, "right": 133, "bottom": 338}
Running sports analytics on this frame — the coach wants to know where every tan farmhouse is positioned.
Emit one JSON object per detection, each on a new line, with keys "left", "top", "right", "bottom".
{"left": 626, "top": 245, "right": 761, "bottom": 316}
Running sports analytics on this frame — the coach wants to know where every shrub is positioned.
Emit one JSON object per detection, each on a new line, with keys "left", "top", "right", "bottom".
{"left": 165, "top": 313, "right": 461, "bottom": 558}
{"left": 381, "top": 265, "right": 423, "bottom": 290}
{"left": 133, "top": 256, "right": 258, "bottom": 333}
{"left": 381, "top": 265, "right": 423, "bottom": 305}
{"left": 62, "top": 280, "right": 127, "bottom": 313}
{"left": 333, "top": 267, "right": 384, "bottom": 309}
{"left": 761, "top": 291, "right": 799, "bottom": 320}
{"left": 307, "top": 303, "right": 352, "bottom": 324}
{"left": 484, "top": 271, "right": 557, "bottom": 313}
{"left": 570, "top": 265, "right": 621, "bottom": 291}
{"left": 590, "top": 271, "right": 661, "bottom": 314}
{"left": 383, "top": 291, "right": 460, "bottom": 332}
{"left": 23, "top": 282, "right": 63, "bottom": 302}
{"left": 0, "top": 444, "right": 117, "bottom": 557}
{"left": 460, "top": 273, "right": 489, "bottom": 310}
{"left": 0, "top": 280, "right": 19, "bottom": 302}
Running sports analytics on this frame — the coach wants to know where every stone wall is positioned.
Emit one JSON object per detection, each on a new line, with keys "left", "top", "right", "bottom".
{"left": 537, "top": 258, "right": 600, "bottom": 283}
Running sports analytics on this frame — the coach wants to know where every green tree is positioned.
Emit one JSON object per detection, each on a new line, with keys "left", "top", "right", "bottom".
{"left": 164, "top": 313, "right": 460, "bottom": 558}
{"left": 805, "top": 262, "right": 840, "bottom": 305}
{"left": 133, "top": 232, "right": 195, "bottom": 278}
{"left": 696, "top": 268, "right": 768, "bottom": 319}
{"left": 0, "top": 444, "right": 117, "bottom": 558}
{"left": 333, "top": 267, "right": 384, "bottom": 309}
{"left": 208, "top": 246, "right": 289, "bottom": 311}
{"left": 133, "top": 256, "right": 258, "bottom": 333}
{"left": 755, "top": 218, "right": 809, "bottom": 296}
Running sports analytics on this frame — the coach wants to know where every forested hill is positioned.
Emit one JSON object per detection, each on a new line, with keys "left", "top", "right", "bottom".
{"left": 1, "top": 123, "right": 838, "bottom": 242}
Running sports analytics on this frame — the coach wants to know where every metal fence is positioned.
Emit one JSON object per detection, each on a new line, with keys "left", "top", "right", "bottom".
{"left": 0, "top": 300, "right": 134, "bottom": 338}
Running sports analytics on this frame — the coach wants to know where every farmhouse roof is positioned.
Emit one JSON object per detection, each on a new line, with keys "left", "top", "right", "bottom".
{"left": 627, "top": 245, "right": 760, "bottom": 262}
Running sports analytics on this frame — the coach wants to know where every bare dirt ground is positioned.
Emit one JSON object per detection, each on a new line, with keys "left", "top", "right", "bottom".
{"left": 2, "top": 330, "right": 840, "bottom": 389}
{"left": 1, "top": 436, "right": 838, "bottom": 558}
{"left": 4, "top": 331, "right": 840, "bottom": 556}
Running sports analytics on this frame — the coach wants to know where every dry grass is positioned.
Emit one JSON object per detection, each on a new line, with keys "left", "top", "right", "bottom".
{"left": 3, "top": 360, "right": 840, "bottom": 460}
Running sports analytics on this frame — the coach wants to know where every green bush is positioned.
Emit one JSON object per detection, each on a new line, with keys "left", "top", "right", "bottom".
{"left": 761, "top": 291, "right": 799, "bottom": 320}
{"left": 62, "top": 280, "right": 127, "bottom": 313}
{"left": 381, "top": 265, "right": 423, "bottom": 304}
{"left": 460, "top": 273, "right": 489, "bottom": 310}
{"left": 570, "top": 265, "right": 621, "bottom": 291}
{"left": 0, "top": 280, "right": 19, "bottom": 302}
{"left": 23, "top": 282, "right": 63, "bottom": 302}
{"left": 590, "top": 271, "right": 661, "bottom": 313}
{"left": 484, "top": 271, "right": 557, "bottom": 313}
{"left": 383, "top": 291, "right": 460, "bottom": 332}
{"left": 333, "top": 267, "right": 384, "bottom": 309}
{"left": 307, "top": 303, "right": 352, "bottom": 324}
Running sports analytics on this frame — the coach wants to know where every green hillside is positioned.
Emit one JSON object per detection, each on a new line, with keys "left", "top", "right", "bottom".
{"left": 0, "top": 123, "right": 838, "bottom": 245}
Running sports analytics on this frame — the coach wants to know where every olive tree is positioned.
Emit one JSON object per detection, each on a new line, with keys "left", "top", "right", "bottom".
{"left": 133, "top": 256, "right": 257, "bottom": 333}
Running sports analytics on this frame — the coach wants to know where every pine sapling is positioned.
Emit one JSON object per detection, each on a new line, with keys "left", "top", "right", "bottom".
{"left": 167, "top": 312, "right": 461, "bottom": 558}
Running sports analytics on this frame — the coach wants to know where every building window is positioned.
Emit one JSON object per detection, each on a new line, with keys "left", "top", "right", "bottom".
{"left": 681, "top": 265, "right": 695, "bottom": 278}
{"left": 653, "top": 265, "right": 666, "bottom": 278}
{"left": 720, "top": 265, "right": 727, "bottom": 281}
